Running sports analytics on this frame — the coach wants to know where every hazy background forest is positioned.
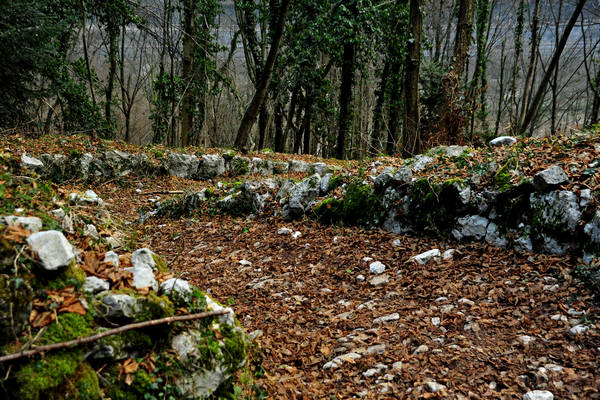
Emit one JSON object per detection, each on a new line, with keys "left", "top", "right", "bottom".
{"left": 1, "top": 0, "right": 599, "bottom": 159}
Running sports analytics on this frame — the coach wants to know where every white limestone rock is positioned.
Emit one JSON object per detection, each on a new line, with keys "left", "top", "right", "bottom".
{"left": 411, "top": 249, "right": 441, "bottom": 265}
{"left": 26, "top": 230, "right": 75, "bottom": 270}
{"left": 20, "top": 154, "right": 44, "bottom": 169}
{"left": 489, "top": 136, "right": 517, "bottom": 147}
{"left": 452, "top": 215, "right": 489, "bottom": 241}
{"left": 288, "top": 159, "right": 311, "bottom": 173}
{"left": 523, "top": 390, "right": 554, "bottom": 400}
{"left": 533, "top": 166, "right": 569, "bottom": 190}
{"left": 83, "top": 276, "right": 110, "bottom": 294}
{"left": 161, "top": 278, "right": 193, "bottom": 302}
{"left": 198, "top": 154, "right": 226, "bottom": 178}
{"left": 369, "top": 261, "right": 386, "bottom": 274}
{"left": 2, "top": 216, "right": 42, "bottom": 233}
{"left": 100, "top": 293, "right": 140, "bottom": 319}
{"left": 167, "top": 153, "right": 199, "bottom": 178}
{"left": 124, "top": 266, "right": 158, "bottom": 291}
{"left": 104, "top": 251, "right": 119, "bottom": 267}
{"left": 131, "top": 248, "right": 160, "bottom": 271}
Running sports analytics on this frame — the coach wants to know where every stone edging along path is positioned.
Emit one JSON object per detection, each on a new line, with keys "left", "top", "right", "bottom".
{"left": 17, "top": 147, "right": 600, "bottom": 263}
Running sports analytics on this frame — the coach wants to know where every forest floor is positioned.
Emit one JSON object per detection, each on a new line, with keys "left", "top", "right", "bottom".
{"left": 63, "top": 174, "right": 599, "bottom": 400}
{"left": 3, "top": 132, "right": 600, "bottom": 399}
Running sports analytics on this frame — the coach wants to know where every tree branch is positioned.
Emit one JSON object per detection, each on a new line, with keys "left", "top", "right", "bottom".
{"left": 0, "top": 310, "right": 231, "bottom": 363}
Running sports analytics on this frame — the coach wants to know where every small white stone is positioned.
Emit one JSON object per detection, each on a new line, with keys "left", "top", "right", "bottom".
{"left": 432, "top": 317, "right": 441, "bottom": 326}
{"left": 392, "top": 239, "right": 402, "bottom": 247}
{"left": 413, "top": 345, "right": 429, "bottom": 355}
{"left": 104, "top": 251, "right": 119, "bottom": 267}
{"left": 363, "top": 368, "right": 381, "bottom": 377}
{"left": 292, "top": 231, "right": 302, "bottom": 240}
{"left": 523, "top": 390, "right": 554, "bottom": 400}
{"left": 411, "top": 249, "right": 441, "bottom": 265}
{"left": 489, "top": 136, "right": 518, "bottom": 147}
{"left": 435, "top": 297, "right": 448, "bottom": 302}
{"left": 26, "top": 230, "right": 74, "bottom": 270}
{"left": 442, "top": 249, "right": 456, "bottom": 261}
{"left": 278, "top": 227, "right": 292, "bottom": 235}
{"left": 369, "top": 261, "right": 386, "bottom": 274}
{"left": 239, "top": 259, "right": 252, "bottom": 266}
{"left": 160, "top": 278, "right": 193, "bottom": 302}
{"left": 518, "top": 335, "right": 534, "bottom": 346}
{"left": 83, "top": 276, "right": 110, "bottom": 294}
{"left": 569, "top": 325, "right": 589, "bottom": 335}
{"left": 2, "top": 216, "right": 43, "bottom": 233}
{"left": 125, "top": 266, "right": 158, "bottom": 291}
{"left": 369, "top": 274, "right": 389, "bottom": 287}
{"left": 84, "top": 224, "right": 99, "bottom": 239}
{"left": 333, "top": 236, "right": 340, "bottom": 244}
{"left": 426, "top": 381, "right": 446, "bottom": 393}
{"left": 392, "top": 361, "right": 403, "bottom": 371}
{"left": 373, "top": 313, "right": 400, "bottom": 324}
{"left": 458, "top": 298, "right": 475, "bottom": 306}
{"left": 366, "top": 344, "right": 386, "bottom": 355}
{"left": 131, "top": 248, "right": 158, "bottom": 270}
{"left": 356, "top": 274, "right": 365, "bottom": 282}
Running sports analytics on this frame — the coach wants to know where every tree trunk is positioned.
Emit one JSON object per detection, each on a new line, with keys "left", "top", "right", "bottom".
{"left": 302, "top": 93, "right": 313, "bottom": 154}
{"left": 336, "top": 41, "right": 356, "bottom": 159}
{"left": 494, "top": 39, "right": 507, "bottom": 136}
{"left": 519, "top": 0, "right": 588, "bottom": 134}
{"left": 371, "top": 60, "right": 390, "bottom": 155}
{"left": 510, "top": 0, "right": 525, "bottom": 124}
{"left": 234, "top": 0, "right": 290, "bottom": 152}
{"left": 274, "top": 103, "right": 285, "bottom": 152}
{"left": 386, "top": 60, "right": 402, "bottom": 155}
{"left": 283, "top": 85, "right": 299, "bottom": 151}
{"left": 516, "top": 0, "right": 541, "bottom": 131}
{"left": 105, "top": 20, "right": 119, "bottom": 132}
{"left": 258, "top": 104, "right": 268, "bottom": 149}
{"left": 81, "top": 0, "right": 96, "bottom": 108}
{"left": 451, "top": 0, "right": 475, "bottom": 77}
{"left": 401, "top": 0, "right": 422, "bottom": 157}
{"left": 180, "top": 0, "right": 195, "bottom": 147}
{"left": 551, "top": 0, "right": 564, "bottom": 135}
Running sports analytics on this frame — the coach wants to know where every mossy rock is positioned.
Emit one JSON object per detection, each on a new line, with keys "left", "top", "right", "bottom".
{"left": 32, "top": 260, "right": 86, "bottom": 292}
{"left": 230, "top": 156, "right": 250, "bottom": 176}
{"left": 312, "top": 197, "right": 344, "bottom": 224}
{"left": 151, "top": 253, "right": 168, "bottom": 273}
{"left": 41, "top": 313, "right": 94, "bottom": 345}
{"left": 15, "top": 350, "right": 83, "bottom": 400}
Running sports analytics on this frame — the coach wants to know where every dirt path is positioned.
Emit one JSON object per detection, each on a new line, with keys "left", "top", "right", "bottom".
{"left": 84, "top": 178, "right": 599, "bottom": 399}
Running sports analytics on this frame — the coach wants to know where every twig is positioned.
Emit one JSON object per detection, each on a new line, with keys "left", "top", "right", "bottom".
{"left": 141, "top": 190, "right": 185, "bottom": 195}
{"left": 0, "top": 310, "right": 231, "bottom": 363}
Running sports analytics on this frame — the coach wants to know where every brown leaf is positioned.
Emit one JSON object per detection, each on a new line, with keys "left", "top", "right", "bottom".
{"left": 59, "top": 301, "right": 87, "bottom": 316}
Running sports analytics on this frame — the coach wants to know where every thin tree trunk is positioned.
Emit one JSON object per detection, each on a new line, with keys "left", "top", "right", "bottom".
{"left": 494, "top": 38, "right": 507, "bottom": 136}
{"left": 386, "top": 61, "right": 402, "bottom": 155}
{"left": 180, "top": 0, "right": 195, "bottom": 147}
{"left": 451, "top": 0, "right": 475, "bottom": 76}
{"left": 520, "top": 0, "right": 588, "bottom": 134}
{"left": 274, "top": 103, "right": 284, "bottom": 152}
{"left": 81, "top": 0, "right": 96, "bottom": 107}
{"left": 105, "top": 20, "right": 119, "bottom": 132}
{"left": 258, "top": 105, "right": 268, "bottom": 149}
{"left": 371, "top": 60, "right": 390, "bottom": 154}
{"left": 510, "top": 0, "right": 525, "bottom": 124}
{"left": 517, "top": 0, "right": 541, "bottom": 130}
{"left": 283, "top": 85, "right": 299, "bottom": 151}
{"left": 551, "top": 0, "right": 564, "bottom": 135}
{"left": 303, "top": 93, "right": 313, "bottom": 154}
{"left": 235, "top": 0, "right": 290, "bottom": 152}
{"left": 336, "top": 42, "right": 356, "bottom": 159}
{"left": 401, "top": 0, "right": 422, "bottom": 157}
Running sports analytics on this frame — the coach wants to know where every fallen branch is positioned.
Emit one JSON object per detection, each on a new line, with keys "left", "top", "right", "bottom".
{"left": 141, "top": 190, "right": 185, "bottom": 195}
{"left": 0, "top": 309, "right": 231, "bottom": 363}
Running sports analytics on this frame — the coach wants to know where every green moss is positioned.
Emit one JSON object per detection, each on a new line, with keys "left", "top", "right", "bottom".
{"left": 328, "top": 174, "right": 346, "bottom": 191}
{"left": 42, "top": 313, "right": 94, "bottom": 344}
{"left": 312, "top": 197, "right": 344, "bottom": 224}
{"left": 230, "top": 156, "right": 250, "bottom": 176}
{"left": 16, "top": 350, "right": 82, "bottom": 400}
{"left": 43, "top": 261, "right": 86, "bottom": 291}
{"left": 66, "top": 363, "right": 101, "bottom": 400}
{"left": 151, "top": 253, "right": 168, "bottom": 273}
{"left": 494, "top": 159, "right": 514, "bottom": 191}
{"left": 135, "top": 293, "right": 174, "bottom": 322}
{"left": 442, "top": 177, "right": 466, "bottom": 189}
{"left": 342, "top": 182, "right": 379, "bottom": 226}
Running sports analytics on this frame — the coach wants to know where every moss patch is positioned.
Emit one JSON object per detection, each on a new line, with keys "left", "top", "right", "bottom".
{"left": 15, "top": 350, "right": 82, "bottom": 400}
{"left": 42, "top": 313, "right": 94, "bottom": 345}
